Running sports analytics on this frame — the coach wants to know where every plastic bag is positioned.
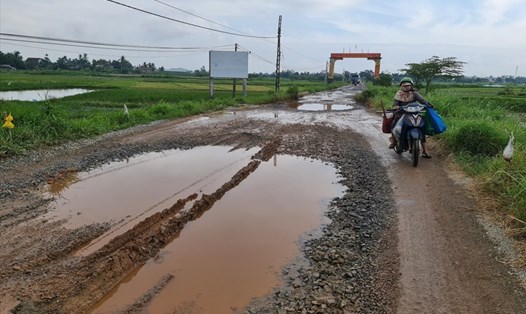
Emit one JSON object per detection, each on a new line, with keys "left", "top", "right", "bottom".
{"left": 426, "top": 108, "right": 447, "bottom": 134}
{"left": 423, "top": 111, "right": 435, "bottom": 135}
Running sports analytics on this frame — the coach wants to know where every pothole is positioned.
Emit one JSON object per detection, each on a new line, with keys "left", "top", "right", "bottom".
{"left": 290, "top": 102, "right": 355, "bottom": 111}
{"left": 43, "top": 145, "right": 344, "bottom": 312}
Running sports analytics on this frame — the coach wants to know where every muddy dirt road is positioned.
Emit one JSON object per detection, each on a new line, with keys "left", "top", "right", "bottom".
{"left": 1, "top": 85, "right": 525, "bottom": 313}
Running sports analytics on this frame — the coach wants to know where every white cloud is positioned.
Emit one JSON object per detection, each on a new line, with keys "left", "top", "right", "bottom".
{"left": 479, "top": 0, "right": 523, "bottom": 24}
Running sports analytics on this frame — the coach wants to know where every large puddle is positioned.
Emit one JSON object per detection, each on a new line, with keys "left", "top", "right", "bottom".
{"left": 44, "top": 145, "right": 344, "bottom": 313}
{"left": 289, "top": 88, "right": 357, "bottom": 111}
{"left": 0, "top": 88, "right": 92, "bottom": 101}
{"left": 290, "top": 102, "right": 355, "bottom": 111}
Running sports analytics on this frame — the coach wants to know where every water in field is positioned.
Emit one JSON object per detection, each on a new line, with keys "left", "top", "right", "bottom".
{"left": 0, "top": 88, "right": 92, "bottom": 101}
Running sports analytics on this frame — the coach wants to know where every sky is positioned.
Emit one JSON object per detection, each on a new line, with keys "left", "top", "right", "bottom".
{"left": 1, "top": 0, "right": 525, "bottom": 77}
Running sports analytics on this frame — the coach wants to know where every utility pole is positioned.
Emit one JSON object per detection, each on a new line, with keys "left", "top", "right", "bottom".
{"left": 233, "top": 43, "right": 238, "bottom": 97}
{"left": 275, "top": 15, "right": 282, "bottom": 93}
{"left": 325, "top": 61, "right": 328, "bottom": 84}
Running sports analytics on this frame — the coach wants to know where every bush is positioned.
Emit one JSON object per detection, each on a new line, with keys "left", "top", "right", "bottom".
{"left": 286, "top": 86, "right": 299, "bottom": 100}
{"left": 496, "top": 86, "right": 514, "bottom": 95}
{"left": 447, "top": 121, "right": 507, "bottom": 157}
{"left": 148, "top": 103, "right": 173, "bottom": 118}
{"left": 373, "top": 73, "right": 392, "bottom": 87}
{"left": 354, "top": 89, "right": 377, "bottom": 104}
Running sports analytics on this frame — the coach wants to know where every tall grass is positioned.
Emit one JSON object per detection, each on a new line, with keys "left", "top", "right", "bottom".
{"left": 360, "top": 83, "right": 526, "bottom": 223}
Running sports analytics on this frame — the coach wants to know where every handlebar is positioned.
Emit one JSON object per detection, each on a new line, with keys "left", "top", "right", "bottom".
{"left": 400, "top": 102, "right": 428, "bottom": 113}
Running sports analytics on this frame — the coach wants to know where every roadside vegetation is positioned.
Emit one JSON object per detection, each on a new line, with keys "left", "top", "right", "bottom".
{"left": 0, "top": 72, "right": 344, "bottom": 156}
{"left": 356, "top": 82, "right": 526, "bottom": 229}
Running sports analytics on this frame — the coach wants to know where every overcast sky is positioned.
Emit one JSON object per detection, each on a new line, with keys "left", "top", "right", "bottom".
{"left": 1, "top": 0, "right": 525, "bottom": 77}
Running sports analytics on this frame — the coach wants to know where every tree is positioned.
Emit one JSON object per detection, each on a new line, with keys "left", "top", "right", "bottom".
{"left": 400, "top": 56, "right": 465, "bottom": 92}
{"left": 41, "top": 54, "right": 53, "bottom": 69}
{"left": 73, "top": 53, "right": 90, "bottom": 70}
{"left": 359, "top": 70, "right": 374, "bottom": 81}
{"left": 194, "top": 66, "right": 208, "bottom": 77}
{"left": 373, "top": 72, "right": 393, "bottom": 86}
{"left": 56, "top": 56, "right": 73, "bottom": 70}
{"left": 112, "top": 56, "right": 133, "bottom": 73}
{"left": 0, "top": 51, "right": 26, "bottom": 69}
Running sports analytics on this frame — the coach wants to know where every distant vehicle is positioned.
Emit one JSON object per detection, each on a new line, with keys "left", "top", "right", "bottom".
{"left": 350, "top": 74, "right": 360, "bottom": 85}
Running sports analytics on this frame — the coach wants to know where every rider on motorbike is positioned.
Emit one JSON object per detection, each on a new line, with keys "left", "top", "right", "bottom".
{"left": 389, "top": 77, "right": 433, "bottom": 158}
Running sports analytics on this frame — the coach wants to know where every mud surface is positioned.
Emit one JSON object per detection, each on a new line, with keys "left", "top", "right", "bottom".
{"left": 1, "top": 85, "right": 525, "bottom": 313}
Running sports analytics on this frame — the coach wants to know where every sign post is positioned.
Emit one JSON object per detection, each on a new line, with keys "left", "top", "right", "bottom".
{"left": 209, "top": 51, "right": 249, "bottom": 98}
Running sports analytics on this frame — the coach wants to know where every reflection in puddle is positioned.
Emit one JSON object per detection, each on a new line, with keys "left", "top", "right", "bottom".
{"left": 44, "top": 146, "right": 259, "bottom": 253}
{"left": 47, "top": 170, "right": 80, "bottom": 195}
{"left": 288, "top": 86, "right": 358, "bottom": 112}
{"left": 290, "top": 102, "right": 355, "bottom": 111}
{"left": 81, "top": 148, "right": 343, "bottom": 313}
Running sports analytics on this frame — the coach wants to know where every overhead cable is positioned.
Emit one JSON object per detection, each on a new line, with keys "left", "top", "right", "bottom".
{"left": 236, "top": 45, "right": 274, "bottom": 65}
{"left": 151, "top": 0, "right": 248, "bottom": 35}
{"left": 0, "top": 32, "right": 230, "bottom": 50}
{"left": 106, "top": 0, "right": 275, "bottom": 39}
{"left": 0, "top": 41, "right": 206, "bottom": 58}
{"left": 0, "top": 37, "right": 232, "bottom": 53}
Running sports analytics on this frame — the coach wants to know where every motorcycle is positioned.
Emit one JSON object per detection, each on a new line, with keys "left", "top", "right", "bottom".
{"left": 391, "top": 102, "right": 428, "bottom": 167}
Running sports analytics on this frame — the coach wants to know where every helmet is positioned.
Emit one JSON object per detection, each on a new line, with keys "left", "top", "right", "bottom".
{"left": 399, "top": 77, "right": 414, "bottom": 86}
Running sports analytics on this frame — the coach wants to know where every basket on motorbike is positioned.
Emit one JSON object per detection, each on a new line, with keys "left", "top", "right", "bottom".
{"left": 382, "top": 111, "right": 394, "bottom": 133}
{"left": 381, "top": 102, "right": 394, "bottom": 134}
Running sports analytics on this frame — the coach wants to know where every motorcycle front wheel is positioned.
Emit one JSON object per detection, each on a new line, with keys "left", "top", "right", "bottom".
{"left": 412, "top": 139, "right": 420, "bottom": 167}
{"left": 393, "top": 139, "right": 402, "bottom": 154}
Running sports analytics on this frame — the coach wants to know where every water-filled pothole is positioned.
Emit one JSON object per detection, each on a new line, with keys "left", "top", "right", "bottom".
{"left": 44, "top": 146, "right": 259, "bottom": 254}
{"left": 45, "top": 146, "right": 344, "bottom": 312}
{"left": 290, "top": 102, "right": 355, "bottom": 111}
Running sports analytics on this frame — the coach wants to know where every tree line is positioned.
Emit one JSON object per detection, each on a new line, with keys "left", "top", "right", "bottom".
{"left": 0, "top": 51, "right": 162, "bottom": 74}
{"left": 1, "top": 51, "right": 524, "bottom": 86}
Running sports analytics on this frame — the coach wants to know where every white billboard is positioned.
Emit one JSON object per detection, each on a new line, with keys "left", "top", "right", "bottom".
{"left": 209, "top": 51, "right": 249, "bottom": 79}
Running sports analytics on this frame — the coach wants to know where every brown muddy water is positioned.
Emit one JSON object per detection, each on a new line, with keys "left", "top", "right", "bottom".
{"left": 44, "top": 146, "right": 344, "bottom": 313}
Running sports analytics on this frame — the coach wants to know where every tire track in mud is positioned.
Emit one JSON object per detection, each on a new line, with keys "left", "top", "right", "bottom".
{"left": 121, "top": 274, "right": 175, "bottom": 313}
{"left": 27, "top": 138, "right": 281, "bottom": 313}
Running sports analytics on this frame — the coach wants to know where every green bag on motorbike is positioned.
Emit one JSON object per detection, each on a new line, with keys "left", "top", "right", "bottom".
{"left": 423, "top": 111, "right": 436, "bottom": 136}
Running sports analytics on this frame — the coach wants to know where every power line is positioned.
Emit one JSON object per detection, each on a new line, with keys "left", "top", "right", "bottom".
{"left": 236, "top": 45, "right": 274, "bottom": 65}
{"left": 0, "top": 37, "right": 232, "bottom": 53}
{"left": 282, "top": 64, "right": 326, "bottom": 72}
{"left": 151, "top": 0, "right": 249, "bottom": 35}
{"left": 0, "top": 41, "right": 207, "bottom": 59}
{"left": 105, "top": 0, "right": 275, "bottom": 39}
{"left": 282, "top": 45, "right": 324, "bottom": 63}
{"left": 0, "top": 32, "right": 229, "bottom": 51}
